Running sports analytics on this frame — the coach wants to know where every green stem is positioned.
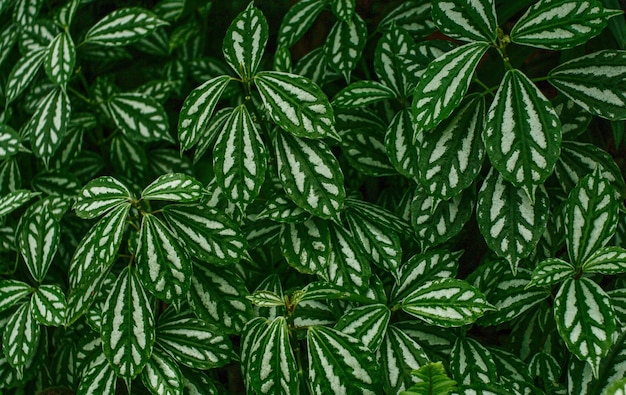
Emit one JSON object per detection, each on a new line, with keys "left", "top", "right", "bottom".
{"left": 474, "top": 78, "right": 497, "bottom": 97}
{"left": 531, "top": 75, "right": 550, "bottom": 82}
{"left": 67, "top": 86, "right": 92, "bottom": 104}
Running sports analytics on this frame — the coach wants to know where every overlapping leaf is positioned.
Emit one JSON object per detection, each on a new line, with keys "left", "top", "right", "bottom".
{"left": 73, "top": 176, "right": 132, "bottom": 219}
{"left": 527, "top": 258, "right": 576, "bottom": 288}
{"left": 450, "top": 337, "right": 498, "bottom": 385}
{"left": 257, "top": 194, "right": 309, "bottom": 223}
{"left": 378, "top": 0, "right": 435, "bottom": 38}
{"left": 581, "top": 246, "right": 626, "bottom": 275}
{"left": 324, "top": 14, "right": 367, "bottom": 83}
{"left": 374, "top": 25, "right": 422, "bottom": 97}
{"left": 193, "top": 107, "right": 233, "bottom": 163}
{"left": 338, "top": 125, "right": 395, "bottom": 176}
{"left": 384, "top": 110, "right": 419, "bottom": 178}
{"left": 44, "top": 32, "right": 75, "bottom": 86}
{"left": 0, "top": 190, "right": 38, "bottom": 217}
{"left": 403, "top": 362, "right": 457, "bottom": 395}
{"left": 107, "top": 92, "right": 171, "bottom": 142}
{"left": 380, "top": 325, "right": 430, "bottom": 393}
{"left": 222, "top": 3, "right": 268, "bottom": 79}
{"left": 277, "top": 0, "right": 325, "bottom": 47}
{"left": 0, "top": 280, "right": 32, "bottom": 313}
{"left": 30, "top": 284, "right": 66, "bottom": 326}
{"left": 0, "top": 125, "right": 20, "bottom": 160}
{"left": 141, "top": 173, "right": 202, "bottom": 202}
{"left": 280, "top": 217, "right": 331, "bottom": 276}
{"left": 327, "top": 224, "right": 371, "bottom": 293}
{"left": 84, "top": 7, "right": 167, "bottom": 46}
{"left": 141, "top": 349, "right": 183, "bottom": 395}
{"left": 18, "top": 203, "right": 60, "bottom": 282}
{"left": 77, "top": 353, "right": 117, "bottom": 395}
{"left": 4, "top": 48, "right": 46, "bottom": 105}
{"left": 335, "top": 304, "right": 390, "bottom": 351}
{"left": 2, "top": 302, "right": 40, "bottom": 378}
{"left": 24, "top": 87, "right": 70, "bottom": 159}
{"left": 431, "top": 0, "right": 498, "bottom": 42}
{"left": 332, "top": 81, "right": 396, "bottom": 107}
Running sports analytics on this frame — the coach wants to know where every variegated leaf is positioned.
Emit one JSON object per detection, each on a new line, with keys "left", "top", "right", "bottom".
{"left": 257, "top": 194, "right": 309, "bottom": 223}
{"left": 485, "top": 69, "right": 562, "bottom": 189}
{"left": 378, "top": 0, "right": 435, "bottom": 38}
{"left": 77, "top": 353, "right": 117, "bottom": 395}
{"left": 450, "top": 337, "right": 498, "bottom": 385}
{"left": 401, "top": 278, "right": 493, "bottom": 327}
{"left": 280, "top": 217, "right": 331, "bottom": 277}
{"left": 214, "top": 104, "right": 267, "bottom": 210}
{"left": 527, "top": 258, "right": 576, "bottom": 288}
{"left": 529, "top": 351, "right": 561, "bottom": 384}
{"left": 380, "top": 325, "right": 430, "bottom": 393}
{"left": 0, "top": 125, "right": 20, "bottom": 160}
{"left": 0, "top": 25, "right": 17, "bottom": 68}
{"left": 4, "top": 48, "right": 46, "bottom": 105}
{"left": 345, "top": 198, "right": 411, "bottom": 235}
{"left": 0, "top": 280, "right": 32, "bottom": 314}
{"left": 255, "top": 71, "right": 338, "bottom": 140}
{"left": 18, "top": 203, "right": 60, "bottom": 282}
{"left": 2, "top": 302, "right": 40, "bottom": 378}
{"left": 66, "top": 270, "right": 109, "bottom": 325}
{"left": 554, "top": 277, "right": 615, "bottom": 377}
{"left": 273, "top": 43, "right": 292, "bottom": 72}
{"left": 332, "top": 81, "right": 396, "bottom": 107}
{"left": 107, "top": 92, "right": 171, "bottom": 142}
{"left": 331, "top": 0, "right": 355, "bottom": 22}
{"left": 374, "top": 25, "right": 422, "bottom": 98}
{"left": 247, "top": 290, "right": 284, "bottom": 308}
{"left": 240, "top": 317, "right": 269, "bottom": 392}
{"left": 335, "top": 304, "right": 390, "bottom": 352}
{"left": 339, "top": 125, "right": 394, "bottom": 176}
{"left": 193, "top": 107, "right": 233, "bottom": 163}
{"left": 84, "top": 7, "right": 167, "bottom": 46}
{"left": 277, "top": 0, "right": 325, "bottom": 47}
{"left": 327, "top": 224, "right": 371, "bottom": 293}
{"left": 553, "top": 95, "right": 593, "bottom": 137}
{"left": 73, "top": 176, "right": 132, "bottom": 219}
{"left": 565, "top": 168, "right": 619, "bottom": 266}
{"left": 0, "top": 190, "right": 38, "bottom": 217}
{"left": 24, "top": 86, "right": 70, "bottom": 159}
{"left": 431, "top": 0, "right": 498, "bottom": 42}
{"left": 178, "top": 75, "right": 231, "bottom": 152}
{"left": 274, "top": 131, "right": 345, "bottom": 220}
{"left": 417, "top": 95, "right": 485, "bottom": 199}
{"left": 549, "top": 50, "right": 626, "bottom": 121}
{"left": 581, "top": 246, "right": 626, "bottom": 275}
{"left": 141, "top": 173, "right": 203, "bottom": 202}
{"left": 141, "top": 348, "right": 183, "bottom": 395}
{"left": 510, "top": 0, "right": 622, "bottom": 50}
{"left": 30, "top": 284, "right": 66, "bottom": 326}
{"left": 137, "top": 214, "right": 191, "bottom": 303}
{"left": 476, "top": 169, "right": 550, "bottom": 273}
{"left": 44, "top": 32, "right": 75, "bottom": 86}
{"left": 0, "top": 158, "right": 21, "bottom": 194}
{"left": 101, "top": 266, "right": 155, "bottom": 379}
{"left": 294, "top": 47, "right": 338, "bottom": 86}
{"left": 412, "top": 42, "right": 489, "bottom": 132}
{"left": 384, "top": 109, "right": 419, "bottom": 178}
{"left": 162, "top": 204, "right": 247, "bottom": 265}
{"left": 222, "top": 3, "right": 268, "bottom": 79}
{"left": 307, "top": 326, "right": 381, "bottom": 394}
{"left": 324, "top": 14, "right": 367, "bottom": 83}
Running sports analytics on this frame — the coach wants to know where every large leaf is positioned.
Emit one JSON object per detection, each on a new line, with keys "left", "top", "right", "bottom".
{"left": 431, "top": 0, "right": 498, "bottom": 42}
{"left": 101, "top": 266, "right": 155, "bottom": 379}
{"left": 449, "top": 337, "right": 498, "bottom": 385}
{"left": 44, "top": 31, "right": 76, "bottom": 86}
{"left": 141, "top": 349, "right": 183, "bottom": 395}
{"left": 24, "top": 87, "right": 71, "bottom": 160}
{"left": 274, "top": 131, "right": 345, "bottom": 220}
{"left": 279, "top": 217, "right": 331, "bottom": 277}
{"left": 2, "top": 302, "right": 40, "bottom": 378}
{"left": 74, "top": 176, "right": 131, "bottom": 219}
{"left": 412, "top": 42, "right": 489, "bottom": 132}
{"left": 484, "top": 69, "right": 562, "bottom": 190}
{"left": 324, "top": 14, "right": 367, "bottom": 83}
{"left": 141, "top": 173, "right": 203, "bottom": 202}
{"left": 213, "top": 105, "right": 267, "bottom": 210}
{"left": 107, "top": 92, "right": 171, "bottom": 142}
{"left": 374, "top": 25, "right": 422, "bottom": 98}
{"left": 255, "top": 71, "right": 338, "bottom": 140}
{"left": 84, "top": 7, "right": 166, "bottom": 46}
{"left": 335, "top": 304, "right": 390, "bottom": 352}
{"left": 510, "top": 0, "right": 622, "bottom": 50}
{"left": 384, "top": 109, "right": 419, "bottom": 178}
{"left": 0, "top": 280, "right": 32, "bottom": 314}
{"left": 554, "top": 277, "right": 616, "bottom": 377}
{"left": 222, "top": 3, "right": 268, "bottom": 79}
{"left": 4, "top": 49, "right": 46, "bottom": 105}
{"left": 277, "top": 0, "right": 325, "bottom": 48}
{"left": 18, "top": 203, "right": 60, "bottom": 282}
{"left": 30, "top": 284, "right": 66, "bottom": 326}
{"left": 307, "top": 326, "right": 381, "bottom": 394}
{"left": 548, "top": 50, "right": 626, "bottom": 120}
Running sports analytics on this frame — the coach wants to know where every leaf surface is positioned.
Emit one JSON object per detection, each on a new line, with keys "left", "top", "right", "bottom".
{"left": 222, "top": 3, "right": 268, "bottom": 79}
{"left": 85, "top": 7, "right": 166, "bottom": 46}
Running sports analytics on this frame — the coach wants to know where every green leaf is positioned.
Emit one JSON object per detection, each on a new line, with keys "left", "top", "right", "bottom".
{"left": 141, "top": 349, "right": 184, "bottom": 395}
{"left": 31, "top": 170, "right": 81, "bottom": 197}
{"left": 384, "top": 109, "right": 419, "bottom": 178}
{"left": 279, "top": 217, "right": 331, "bottom": 277}
{"left": 18, "top": 203, "right": 60, "bottom": 282}
{"left": 412, "top": 42, "right": 489, "bottom": 132}
{"left": 248, "top": 316, "right": 299, "bottom": 394}
{"left": 4, "top": 49, "right": 46, "bottom": 105}
{"left": 2, "top": 302, "right": 40, "bottom": 378}
{"left": 66, "top": 270, "right": 109, "bottom": 325}
{"left": 378, "top": 1, "right": 435, "bottom": 38}
{"left": 193, "top": 107, "right": 233, "bottom": 164}
{"left": 0, "top": 125, "right": 20, "bottom": 160}
{"left": 476, "top": 169, "right": 550, "bottom": 273}
{"left": 324, "top": 14, "right": 367, "bottom": 83}
{"left": 581, "top": 246, "right": 626, "bottom": 275}
{"left": 565, "top": 168, "right": 619, "bottom": 265}
{"left": 401, "top": 361, "right": 456, "bottom": 395}
{"left": 141, "top": 173, "right": 203, "bottom": 202}
{"left": 0, "top": 190, "right": 38, "bottom": 217}
{"left": 338, "top": 124, "right": 395, "bottom": 176}
{"left": 605, "top": 378, "right": 626, "bottom": 395}
{"left": 25, "top": 86, "right": 71, "bottom": 160}
{"left": 510, "top": 0, "right": 621, "bottom": 50}
{"left": 257, "top": 194, "right": 310, "bottom": 223}
{"left": 213, "top": 104, "right": 267, "bottom": 210}
{"left": 485, "top": 69, "right": 562, "bottom": 189}
{"left": 222, "top": 2, "right": 268, "bottom": 79}
{"left": 162, "top": 204, "right": 248, "bottom": 266}
{"left": 0, "top": 25, "right": 18, "bottom": 68}
{"left": 0, "top": 280, "right": 32, "bottom": 314}
{"left": 401, "top": 278, "right": 493, "bottom": 327}
{"left": 381, "top": 325, "right": 430, "bottom": 394}
{"left": 0, "top": 158, "right": 21, "bottom": 195}
{"left": 328, "top": 223, "right": 372, "bottom": 293}
{"left": 431, "top": 0, "right": 498, "bottom": 42}
{"left": 44, "top": 32, "right": 75, "bottom": 86}
{"left": 247, "top": 290, "right": 284, "bottom": 308}
{"left": 345, "top": 198, "right": 411, "bottom": 235}
{"left": 84, "top": 7, "right": 167, "bottom": 46}
{"left": 450, "top": 337, "right": 498, "bottom": 385}
{"left": 548, "top": 50, "right": 626, "bottom": 120}
{"left": 101, "top": 266, "right": 155, "bottom": 379}
{"left": 77, "top": 353, "right": 117, "bottom": 395}
{"left": 553, "top": 95, "right": 593, "bottom": 137}
{"left": 274, "top": 131, "right": 345, "bottom": 220}
{"left": 331, "top": 0, "right": 355, "bottom": 22}
{"left": 277, "top": 0, "right": 325, "bottom": 47}
{"left": 332, "top": 81, "right": 396, "bottom": 107}
{"left": 30, "top": 284, "right": 66, "bottom": 326}
{"left": 527, "top": 258, "right": 576, "bottom": 288}
{"left": 417, "top": 95, "right": 485, "bottom": 199}
{"left": 554, "top": 277, "right": 616, "bottom": 377}
{"left": 73, "top": 176, "right": 132, "bottom": 219}
{"left": 528, "top": 351, "right": 561, "bottom": 384}
{"left": 241, "top": 317, "right": 269, "bottom": 392}
{"left": 137, "top": 214, "right": 191, "bottom": 303}
{"left": 255, "top": 71, "right": 338, "bottom": 140}
{"left": 156, "top": 314, "right": 235, "bottom": 369}
{"left": 335, "top": 304, "right": 391, "bottom": 351}
{"left": 107, "top": 92, "right": 172, "bottom": 142}
{"left": 374, "top": 25, "right": 422, "bottom": 98}
{"left": 307, "top": 325, "right": 381, "bottom": 394}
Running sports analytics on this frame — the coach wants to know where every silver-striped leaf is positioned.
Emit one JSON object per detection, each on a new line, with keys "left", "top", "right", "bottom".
{"left": 0, "top": 158, "right": 21, "bottom": 194}
{"left": 277, "top": 0, "right": 325, "bottom": 48}
{"left": 279, "top": 217, "right": 331, "bottom": 277}
{"left": 101, "top": 266, "right": 155, "bottom": 379}
{"left": 374, "top": 25, "right": 422, "bottom": 98}
{"left": 257, "top": 194, "right": 310, "bottom": 223}
{"left": 327, "top": 223, "right": 371, "bottom": 293}
{"left": 527, "top": 258, "right": 576, "bottom": 288}
{"left": 450, "top": 337, "right": 498, "bottom": 385}
{"left": 431, "top": 0, "right": 498, "bottom": 42}
{"left": 332, "top": 81, "right": 396, "bottom": 108}
{"left": 4, "top": 48, "right": 46, "bottom": 105}
{"left": 74, "top": 176, "right": 132, "bottom": 219}
{"left": 553, "top": 95, "right": 593, "bottom": 137}
{"left": 141, "top": 348, "right": 184, "bottom": 395}
{"left": 44, "top": 32, "right": 75, "bottom": 86}
{"left": 178, "top": 75, "right": 231, "bottom": 152}
{"left": 484, "top": 69, "right": 562, "bottom": 189}
{"left": 25, "top": 86, "right": 71, "bottom": 160}
{"left": 222, "top": 3, "right": 268, "bottom": 79}
{"left": 549, "top": 50, "right": 626, "bottom": 121}
{"left": 377, "top": 0, "right": 435, "bottom": 38}
{"left": 274, "top": 131, "right": 345, "bottom": 220}
{"left": 255, "top": 71, "right": 338, "bottom": 140}
{"left": 248, "top": 316, "right": 299, "bottom": 394}
{"left": 384, "top": 109, "right": 420, "bottom": 178}
{"left": 581, "top": 246, "right": 626, "bottom": 275}
{"left": 18, "top": 203, "right": 59, "bottom": 282}
{"left": 241, "top": 317, "right": 269, "bottom": 393}
{"left": 107, "top": 92, "right": 172, "bottom": 142}
{"left": 156, "top": 315, "right": 235, "bottom": 370}
{"left": 0, "top": 190, "right": 38, "bottom": 217}
{"left": 68, "top": 203, "right": 129, "bottom": 288}
{"left": 30, "top": 284, "right": 65, "bottom": 326}
{"left": 510, "top": 0, "right": 621, "bottom": 50}
{"left": 380, "top": 325, "right": 430, "bottom": 393}
{"left": 417, "top": 95, "right": 485, "bottom": 199}
{"left": 294, "top": 47, "right": 338, "bottom": 86}
{"left": 476, "top": 169, "right": 550, "bottom": 273}
{"left": 412, "top": 42, "right": 489, "bottom": 132}
{"left": 529, "top": 351, "right": 561, "bottom": 385}
{"left": 162, "top": 204, "right": 247, "bottom": 265}
{"left": 0, "top": 25, "right": 17, "bottom": 68}
{"left": 345, "top": 198, "right": 411, "bottom": 235}
{"left": 247, "top": 290, "right": 284, "bottom": 308}
{"left": 2, "top": 302, "right": 40, "bottom": 378}
{"left": 110, "top": 133, "right": 148, "bottom": 179}
{"left": 66, "top": 270, "right": 108, "bottom": 325}
{"left": 0, "top": 125, "right": 20, "bottom": 160}
{"left": 554, "top": 277, "right": 616, "bottom": 377}
{"left": 489, "top": 347, "right": 533, "bottom": 384}
{"left": 77, "top": 353, "right": 117, "bottom": 395}
{"left": 338, "top": 124, "right": 395, "bottom": 176}
{"left": 323, "top": 14, "right": 367, "bottom": 83}
{"left": 565, "top": 168, "right": 619, "bottom": 266}
{"left": 273, "top": 43, "right": 292, "bottom": 73}
{"left": 0, "top": 280, "right": 32, "bottom": 314}
{"left": 335, "top": 304, "right": 391, "bottom": 352}
{"left": 331, "top": 0, "right": 355, "bottom": 22}
{"left": 188, "top": 265, "right": 253, "bottom": 334}
{"left": 307, "top": 326, "right": 381, "bottom": 394}
{"left": 213, "top": 104, "right": 267, "bottom": 210}
{"left": 31, "top": 170, "right": 80, "bottom": 197}
{"left": 137, "top": 214, "right": 191, "bottom": 304}
{"left": 193, "top": 107, "right": 233, "bottom": 163}
{"left": 141, "top": 173, "right": 203, "bottom": 202}
{"left": 54, "top": 0, "right": 80, "bottom": 28}
{"left": 252, "top": 274, "right": 285, "bottom": 321}
{"left": 84, "top": 7, "right": 167, "bottom": 46}
{"left": 401, "top": 278, "right": 493, "bottom": 327}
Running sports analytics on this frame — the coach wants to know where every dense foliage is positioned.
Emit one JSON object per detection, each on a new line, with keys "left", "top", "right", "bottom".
{"left": 0, "top": 0, "right": 625, "bottom": 394}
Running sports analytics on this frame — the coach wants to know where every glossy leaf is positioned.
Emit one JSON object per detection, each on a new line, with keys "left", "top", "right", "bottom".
{"left": 18, "top": 203, "right": 60, "bottom": 282}
{"left": 335, "top": 304, "right": 390, "bottom": 351}
{"left": 431, "top": 0, "right": 498, "bottom": 42}
{"left": 222, "top": 3, "right": 268, "bottom": 79}
{"left": 25, "top": 87, "right": 71, "bottom": 159}
{"left": 73, "top": 176, "right": 132, "bottom": 219}
{"left": 141, "top": 173, "right": 203, "bottom": 202}
{"left": 107, "top": 92, "right": 172, "bottom": 142}
{"left": 527, "top": 258, "right": 576, "bottom": 288}
{"left": 84, "top": 7, "right": 167, "bottom": 46}
{"left": 30, "top": 284, "right": 66, "bottom": 326}
{"left": 280, "top": 217, "right": 331, "bottom": 277}
{"left": 324, "top": 14, "right": 367, "bottom": 83}
{"left": 581, "top": 246, "right": 626, "bottom": 275}
{"left": 384, "top": 110, "right": 419, "bottom": 178}
{"left": 44, "top": 32, "right": 75, "bottom": 86}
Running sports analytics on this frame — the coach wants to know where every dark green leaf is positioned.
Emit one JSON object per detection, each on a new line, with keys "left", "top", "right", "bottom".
{"left": 141, "top": 173, "right": 203, "bottom": 202}
{"left": 84, "top": 7, "right": 167, "bottom": 46}
{"left": 431, "top": 0, "right": 498, "bottom": 42}
{"left": 222, "top": 3, "right": 268, "bottom": 79}
{"left": 324, "top": 15, "right": 367, "bottom": 83}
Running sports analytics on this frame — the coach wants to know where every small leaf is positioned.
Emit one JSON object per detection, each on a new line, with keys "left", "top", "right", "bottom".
{"left": 73, "top": 176, "right": 132, "bottom": 219}
{"left": 324, "top": 15, "right": 367, "bottom": 83}
{"left": 332, "top": 81, "right": 396, "bottom": 107}
{"left": 222, "top": 3, "right": 268, "bottom": 79}
{"left": 402, "top": 361, "right": 456, "bottom": 395}
{"left": 193, "top": 107, "right": 233, "bottom": 163}
{"left": 449, "top": 337, "right": 498, "bottom": 385}
{"left": 380, "top": 325, "right": 430, "bottom": 394}
{"left": 44, "top": 32, "right": 76, "bottom": 86}
{"left": 18, "top": 203, "right": 60, "bottom": 282}
{"left": 431, "top": 0, "right": 498, "bottom": 42}
{"left": 327, "top": 224, "right": 371, "bottom": 293}
{"left": 0, "top": 280, "right": 32, "bottom": 314}
{"left": 84, "top": 7, "right": 167, "bottom": 46}
{"left": 4, "top": 49, "right": 46, "bottom": 105}
{"left": 247, "top": 290, "right": 284, "bottom": 307}
{"left": 527, "top": 258, "right": 576, "bottom": 288}
{"left": 581, "top": 246, "right": 626, "bottom": 275}
{"left": 334, "top": 304, "right": 390, "bottom": 352}
{"left": 339, "top": 125, "right": 395, "bottom": 176}
{"left": 257, "top": 194, "right": 310, "bottom": 223}
{"left": 0, "top": 190, "right": 38, "bottom": 217}
{"left": 331, "top": 0, "right": 355, "bottom": 22}
{"left": 378, "top": 1, "right": 436, "bottom": 38}
{"left": 374, "top": 25, "right": 422, "bottom": 98}
{"left": 2, "top": 302, "right": 40, "bottom": 378}
{"left": 25, "top": 87, "right": 71, "bottom": 159}
{"left": 141, "top": 349, "right": 184, "bottom": 395}
{"left": 107, "top": 92, "right": 171, "bottom": 142}
{"left": 277, "top": 0, "right": 326, "bottom": 47}
{"left": 77, "top": 353, "right": 117, "bottom": 394}
{"left": 384, "top": 109, "right": 419, "bottom": 178}
{"left": 141, "top": 173, "right": 203, "bottom": 202}
{"left": 0, "top": 125, "right": 20, "bottom": 160}
{"left": 30, "top": 284, "right": 66, "bottom": 326}
{"left": 280, "top": 217, "right": 331, "bottom": 277}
